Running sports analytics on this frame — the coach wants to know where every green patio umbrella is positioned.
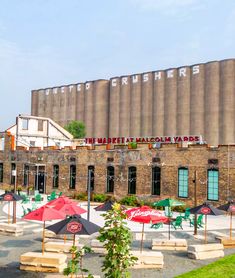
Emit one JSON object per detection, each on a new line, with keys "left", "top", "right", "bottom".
{"left": 153, "top": 198, "right": 185, "bottom": 240}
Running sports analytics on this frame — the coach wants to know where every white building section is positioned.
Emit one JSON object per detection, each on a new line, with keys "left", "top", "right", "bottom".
{"left": 7, "top": 114, "right": 73, "bottom": 149}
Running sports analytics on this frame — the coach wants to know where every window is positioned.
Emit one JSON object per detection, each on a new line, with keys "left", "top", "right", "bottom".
{"left": 30, "top": 141, "right": 35, "bottom": 147}
{"left": 178, "top": 168, "right": 188, "bottom": 198}
{"left": 107, "top": 166, "right": 114, "bottom": 193}
{"left": 128, "top": 166, "right": 136, "bottom": 194}
{"left": 38, "top": 120, "right": 44, "bottom": 131}
{"left": 152, "top": 167, "right": 161, "bottom": 195}
{"left": 88, "top": 166, "right": 95, "bottom": 191}
{"left": 69, "top": 165, "right": 76, "bottom": 189}
{"left": 22, "top": 119, "right": 28, "bottom": 130}
{"left": 11, "top": 163, "right": 16, "bottom": 185}
{"left": 207, "top": 169, "right": 219, "bottom": 201}
{"left": 53, "top": 165, "right": 59, "bottom": 188}
{"left": 0, "top": 163, "right": 3, "bottom": 183}
{"left": 23, "top": 165, "right": 29, "bottom": 186}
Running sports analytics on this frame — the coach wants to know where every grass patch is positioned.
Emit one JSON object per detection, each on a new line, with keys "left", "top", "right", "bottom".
{"left": 175, "top": 254, "right": 235, "bottom": 278}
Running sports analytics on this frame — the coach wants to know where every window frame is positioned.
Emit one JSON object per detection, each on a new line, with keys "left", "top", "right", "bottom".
{"left": 53, "top": 165, "right": 59, "bottom": 188}
{"left": 128, "top": 166, "right": 136, "bottom": 195}
{"left": 69, "top": 164, "right": 76, "bottom": 189}
{"left": 106, "top": 166, "right": 115, "bottom": 193}
{"left": 178, "top": 167, "right": 189, "bottom": 198}
{"left": 0, "top": 163, "right": 3, "bottom": 183}
{"left": 87, "top": 166, "right": 95, "bottom": 191}
{"left": 207, "top": 169, "right": 219, "bottom": 201}
{"left": 152, "top": 166, "right": 161, "bottom": 196}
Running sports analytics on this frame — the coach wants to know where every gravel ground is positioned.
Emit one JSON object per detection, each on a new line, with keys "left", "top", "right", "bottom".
{"left": 0, "top": 231, "right": 235, "bottom": 278}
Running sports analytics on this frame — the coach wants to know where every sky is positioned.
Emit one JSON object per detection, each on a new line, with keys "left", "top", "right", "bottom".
{"left": 1, "top": 0, "right": 235, "bottom": 130}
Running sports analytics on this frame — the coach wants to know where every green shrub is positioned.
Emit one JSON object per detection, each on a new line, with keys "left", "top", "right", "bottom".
{"left": 120, "top": 195, "right": 139, "bottom": 206}
{"left": 172, "top": 205, "right": 186, "bottom": 213}
{"left": 93, "top": 193, "right": 108, "bottom": 202}
{"left": 75, "top": 192, "right": 88, "bottom": 201}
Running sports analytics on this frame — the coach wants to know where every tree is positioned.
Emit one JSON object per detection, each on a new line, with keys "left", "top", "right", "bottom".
{"left": 64, "top": 121, "right": 86, "bottom": 138}
{"left": 98, "top": 203, "right": 137, "bottom": 278}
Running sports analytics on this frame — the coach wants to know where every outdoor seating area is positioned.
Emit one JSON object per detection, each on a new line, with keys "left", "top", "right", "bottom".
{"left": 0, "top": 192, "right": 234, "bottom": 276}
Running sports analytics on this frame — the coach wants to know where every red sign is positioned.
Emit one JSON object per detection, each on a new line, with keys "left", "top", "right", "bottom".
{"left": 230, "top": 205, "right": 235, "bottom": 212}
{"left": 85, "top": 135, "right": 202, "bottom": 145}
{"left": 201, "top": 207, "right": 211, "bottom": 214}
{"left": 67, "top": 222, "right": 82, "bottom": 233}
{"left": 3, "top": 194, "right": 13, "bottom": 201}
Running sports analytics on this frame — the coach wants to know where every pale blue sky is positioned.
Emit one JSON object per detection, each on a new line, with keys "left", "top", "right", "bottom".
{"left": 1, "top": 0, "right": 235, "bottom": 130}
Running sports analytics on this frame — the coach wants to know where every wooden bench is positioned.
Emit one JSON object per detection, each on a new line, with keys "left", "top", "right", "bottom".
{"left": 216, "top": 237, "right": 235, "bottom": 248}
{"left": 131, "top": 250, "right": 164, "bottom": 269}
{"left": 20, "top": 251, "right": 67, "bottom": 273}
{"left": 188, "top": 243, "right": 224, "bottom": 260}
{"left": 0, "top": 223, "right": 23, "bottom": 236}
{"left": 45, "top": 241, "right": 84, "bottom": 253}
{"left": 152, "top": 239, "right": 187, "bottom": 251}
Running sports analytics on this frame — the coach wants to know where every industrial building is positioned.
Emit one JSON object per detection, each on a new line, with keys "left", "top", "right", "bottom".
{"left": 31, "top": 58, "right": 235, "bottom": 146}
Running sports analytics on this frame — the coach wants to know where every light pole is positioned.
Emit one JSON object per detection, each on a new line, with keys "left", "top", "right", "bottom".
{"left": 193, "top": 170, "right": 198, "bottom": 235}
{"left": 87, "top": 168, "right": 91, "bottom": 221}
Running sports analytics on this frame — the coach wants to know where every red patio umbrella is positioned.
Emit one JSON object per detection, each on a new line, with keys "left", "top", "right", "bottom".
{"left": 125, "top": 206, "right": 168, "bottom": 252}
{"left": 23, "top": 205, "right": 66, "bottom": 254}
{"left": 56, "top": 203, "right": 87, "bottom": 216}
{"left": 46, "top": 196, "right": 73, "bottom": 208}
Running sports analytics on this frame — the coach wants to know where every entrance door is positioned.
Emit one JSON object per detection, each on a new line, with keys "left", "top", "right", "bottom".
{"left": 35, "top": 166, "right": 46, "bottom": 194}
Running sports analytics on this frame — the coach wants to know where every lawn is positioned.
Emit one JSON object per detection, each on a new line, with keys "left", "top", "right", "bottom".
{"left": 175, "top": 254, "right": 235, "bottom": 278}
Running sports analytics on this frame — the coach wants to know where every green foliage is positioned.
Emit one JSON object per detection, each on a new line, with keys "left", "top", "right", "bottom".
{"left": 93, "top": 193, "right": 108, "bottom": 202}
{"left": 119, "top": 196, "right": 139, "bottom": 207}
{"left": 64, "top": 120, "right": 86, "bottom": 139}
{"left": 63, "top": 245, "right": 94, "bottom": 277}
{"left": 98, "top": 203, "right": 137, "bottom": 278}
{"left": 175, "top": 254, "right": 235, "bottom": 278}
{"left": 74, "top": 192, "right": 88, "bottom": 201}
{"left": 172, "top": 205, "right": 186, "bottom": 213}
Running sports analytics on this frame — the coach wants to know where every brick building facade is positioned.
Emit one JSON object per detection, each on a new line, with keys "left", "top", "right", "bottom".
{"left": 0, "top": 133, "right": 234, "bottom": 206}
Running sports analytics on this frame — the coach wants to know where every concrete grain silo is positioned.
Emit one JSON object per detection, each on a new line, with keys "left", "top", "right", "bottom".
{"left": 141, "top": 72, "right": 153, "bottom": 136}
{"left": 84, "top": 81, "right": 94, "bottom": 138}
{"left": 119, "top": 76, "right": 131, "bottom": 137}
{"left": 219, "top": 59, "right": 235, "bottom": 144}
{"left": 109, "top": 77, "right": 120, "bottom": 137}
{"left": 164, "top": 69, "right": 177, "bottom": 136}
{"left": 51, "top": 87, "right": 60, "bottom": 124}
{"left": 152, "top": 71, "right": 165, "bottom": 136}
{"left": 76, "top": 83, "right": 85, "bottom": 123}
{"left": 31, "top": 90, "right": 38, "bottom": 117}
{"left": 204, "top": 61, "right": 220, "bottom": 146}
{"left": 93, "top": 80, "right": 109, "bottom": 138}
{"left": 130, "top": 74, "right": 141, "bottom": 137}
{"left": 177, "top": 67, "right": 190, "bottom": 135}
{"left": 190, "top": 64, "right": 205, "bottom": 137}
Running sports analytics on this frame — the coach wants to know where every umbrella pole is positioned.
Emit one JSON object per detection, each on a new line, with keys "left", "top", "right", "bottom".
{"left": 64, "top": 234, "right": 66, "bottom": 244}
{"left": 140, "top": 223, "right": 144, "bottom": 253}
{"left": 168, "top": 218, "right": 171, "bottom": 240}
{"left": 8, "top": 202, "right": 10, "bottom": 224}
{"left": 42, "top": 221, "right": 45, "bottom": 255}
{"left": 73, "top": 234, "right": 76, "bottom": 246}
{"left": 204, "top": 215, "right": 207, "bottom": 244}
{"left": 230, "top": 212, "right": 232, "bottom": 239}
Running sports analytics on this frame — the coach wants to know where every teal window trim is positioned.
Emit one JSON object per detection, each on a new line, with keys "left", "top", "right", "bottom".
{"left": 178, "top": 168, "right": 188, "bottom": 198}
{"left": 207, "top": 169, "right": 219, "bottom": 201}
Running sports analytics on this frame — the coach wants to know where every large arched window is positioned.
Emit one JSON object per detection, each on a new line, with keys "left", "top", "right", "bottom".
{"left": 106, "top": 166, "right": 114, "bottom": 193}
{"left": 207, "top": 169, "right": 219, "bottom": 201}
{"left": 178, "top": 167, "right": 188, "bottom": 198}
{"left": 128, "top": 166, "right": 136, "bottom": 194}
{"left": 152, "top": 167, "right": 161, "bottom": 195}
